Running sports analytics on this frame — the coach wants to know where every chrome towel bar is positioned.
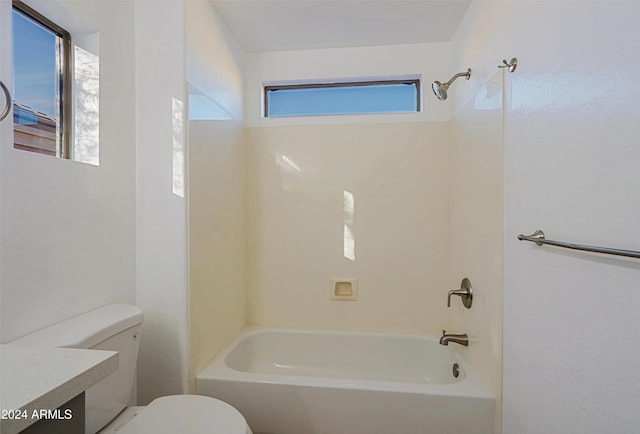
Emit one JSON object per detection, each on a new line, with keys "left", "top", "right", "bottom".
{"left": 518, "top": 230, "right": 640, "bottom": 259}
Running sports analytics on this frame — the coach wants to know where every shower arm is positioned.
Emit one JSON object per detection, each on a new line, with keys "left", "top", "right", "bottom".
{"left": 444, "top": 69, "right": 471, "bottom": 86}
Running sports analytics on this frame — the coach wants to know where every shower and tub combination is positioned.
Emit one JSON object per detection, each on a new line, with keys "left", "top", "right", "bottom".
{"left": 196, "top": 328, "right": 494, "bottom": 434}
{"left": 194, "top": 70, "right": 504, "bottom": 434}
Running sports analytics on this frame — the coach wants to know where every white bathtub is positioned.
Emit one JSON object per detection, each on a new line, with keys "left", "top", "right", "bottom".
{"left": 196, "top": 328, "right": 495, "bottom": 434}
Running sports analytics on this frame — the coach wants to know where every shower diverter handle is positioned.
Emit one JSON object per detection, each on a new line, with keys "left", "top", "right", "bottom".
{"left": 447, "top": 278, "right": 473, "bottom": 309}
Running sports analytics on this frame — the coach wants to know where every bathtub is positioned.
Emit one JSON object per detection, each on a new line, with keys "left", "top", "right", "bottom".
{"left": 196, "top": 328, "right": 495, "bottom": 434}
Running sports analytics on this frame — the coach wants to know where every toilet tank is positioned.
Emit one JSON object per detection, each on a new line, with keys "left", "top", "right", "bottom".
{"left": 11, "top": 304, "right": 144, "bottom": 434}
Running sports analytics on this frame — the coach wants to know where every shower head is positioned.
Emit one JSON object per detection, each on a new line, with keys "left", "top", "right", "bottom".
{"left": 431, "top": 81, "right": 449, "bottom": 101}
{"left": 432, "top": 68, "right": 472, "bottom": 101}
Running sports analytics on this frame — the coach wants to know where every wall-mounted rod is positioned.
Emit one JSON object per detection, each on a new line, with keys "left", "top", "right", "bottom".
{"left": 0, "top": 81, "right": 11, "bottom": 122}
{"left": 518, "top": 230, "right": 640, "bottom": 259}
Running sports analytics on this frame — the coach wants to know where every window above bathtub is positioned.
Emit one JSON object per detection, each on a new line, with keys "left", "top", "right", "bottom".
{"left": 263, "top": 78, "right": 421, "bottom": 118}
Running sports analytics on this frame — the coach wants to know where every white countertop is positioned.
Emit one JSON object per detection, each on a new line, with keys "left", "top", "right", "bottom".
{"left": 0, "top": 344, "right": 118, "bottom": 434}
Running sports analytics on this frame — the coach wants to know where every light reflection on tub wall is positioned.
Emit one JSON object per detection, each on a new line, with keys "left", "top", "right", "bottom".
{"left": 343, "top": 190, "right": 355, "bottom": 261}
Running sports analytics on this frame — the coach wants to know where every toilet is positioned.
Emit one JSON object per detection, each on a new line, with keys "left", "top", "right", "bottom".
{"left": 10, "top": 304, "right": 252, "bottom": 434}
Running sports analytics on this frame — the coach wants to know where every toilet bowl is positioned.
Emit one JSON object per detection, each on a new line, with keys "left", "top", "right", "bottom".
{"left": 106, "top": 395, "right": 250, "bottom": 434}
{"left": 100, "top": 396, "right": 251, "bottom": 434}
{"left": 11, "top": 304, "right": 252, "bottom": 434}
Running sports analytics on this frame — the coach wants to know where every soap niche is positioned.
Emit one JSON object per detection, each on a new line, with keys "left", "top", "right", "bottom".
{"left": 329, "top": 279, "right": 358, "bottom": 301}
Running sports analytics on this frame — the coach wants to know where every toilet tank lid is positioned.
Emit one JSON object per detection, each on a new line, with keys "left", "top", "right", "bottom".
{"left": 10, "top": 304, "right": 143, "bottom": 349}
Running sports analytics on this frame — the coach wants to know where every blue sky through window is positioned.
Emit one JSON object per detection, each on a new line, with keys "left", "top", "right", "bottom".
{"left": 266, "top": 82, "right": 419, "bottom": 117}
{"left": 12, "top": 9, "right": 57, "bottom": 117}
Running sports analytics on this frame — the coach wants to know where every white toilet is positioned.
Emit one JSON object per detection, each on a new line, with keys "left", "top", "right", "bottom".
{"left": 11, "top": 304, "right": 252, "bottom": 434}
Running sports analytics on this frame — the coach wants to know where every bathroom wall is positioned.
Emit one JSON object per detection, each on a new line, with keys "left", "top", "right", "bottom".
{"left": 134, "top": 0, "right": 189, "bottom": 403}
{"left": 0, "top": 0, "right": 137, "bottom": 342}
{"left": 1, "top": 0, "right": 191, "bottom": 403}
{"left": 455, "top": 2, "right": 640, "bottom": 433}
{"left": 447, "top": 69, "right": 504, "bottom": 430}
{"left": 245, "top": 44, "right": 453, "bottom": 334}
{"left": 185, "top": 0, "right": 247, "bottom": 391}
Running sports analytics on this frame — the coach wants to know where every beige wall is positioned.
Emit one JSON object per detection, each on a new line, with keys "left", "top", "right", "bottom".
{"left": 246, "top": 122, "right": 450, "bottom": 334}
{"left": 188, "top": 121, "right": 246, "bottom": 386}
{"left": 186, "top": 0, "right": 247, "bottom": 391}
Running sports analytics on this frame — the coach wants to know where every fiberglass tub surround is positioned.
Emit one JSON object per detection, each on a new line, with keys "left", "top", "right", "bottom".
{"left": 197, "top": 327, "right": 495, "bottom": 434}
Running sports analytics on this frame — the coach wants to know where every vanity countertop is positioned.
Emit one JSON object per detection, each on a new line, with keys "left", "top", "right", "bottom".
{"left": 0, "top": 344, "right": 118, "bottom": 434}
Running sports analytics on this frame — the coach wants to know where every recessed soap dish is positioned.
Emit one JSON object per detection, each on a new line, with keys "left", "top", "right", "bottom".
{"left": 330, "top": 279, "right": 358, "bottom": 301}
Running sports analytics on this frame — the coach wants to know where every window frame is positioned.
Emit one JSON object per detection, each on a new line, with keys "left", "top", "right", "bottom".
{"left": 12, "top": 0, "right": 72, "bottom": 158}
{"left": 263, "top": 78, "right": 421, "bottom": 118}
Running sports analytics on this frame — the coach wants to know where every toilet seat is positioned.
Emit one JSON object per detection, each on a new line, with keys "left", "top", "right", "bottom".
{"left": 116, "top": 395, "right": 251, "bottom": 434}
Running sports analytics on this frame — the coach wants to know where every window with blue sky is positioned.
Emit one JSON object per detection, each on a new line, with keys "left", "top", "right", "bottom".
{"left": 265, "top": 80, "right": 420, "bottom": 117}
{"left": 12, "top": 8, "right": 57, "bottom": 118}
{"left": 12, "top": 1, "right": 71, "bottom": 158}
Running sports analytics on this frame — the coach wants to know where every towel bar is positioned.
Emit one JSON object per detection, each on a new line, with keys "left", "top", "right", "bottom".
{"left": 518, "top": 230, "right": 640, "bottom": 259}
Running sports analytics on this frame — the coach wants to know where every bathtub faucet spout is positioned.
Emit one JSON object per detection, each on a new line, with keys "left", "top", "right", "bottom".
{"left": 439, "top": 330, "right": 469, "bottom": 347}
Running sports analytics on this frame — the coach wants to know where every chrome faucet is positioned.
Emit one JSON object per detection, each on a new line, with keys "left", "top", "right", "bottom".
{"left": 439, "top": 330, "right": 469, "bottom": 347}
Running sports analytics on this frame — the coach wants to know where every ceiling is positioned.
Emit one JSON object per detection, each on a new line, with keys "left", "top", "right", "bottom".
{"left": 210, "top": 0, "right": 472, "bottom": 53}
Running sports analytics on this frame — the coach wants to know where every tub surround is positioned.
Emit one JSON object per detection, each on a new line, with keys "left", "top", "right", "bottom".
{"left": 246, "top": 122, "right": 450, "bottom": 335}
{"left": 0, "top": 345, "right": 118, "bottom": 434}
{"left": 186, "top": 0, "right": 247, "bottom": 393}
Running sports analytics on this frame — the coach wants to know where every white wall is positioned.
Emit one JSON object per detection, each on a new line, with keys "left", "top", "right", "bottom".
{"left": 0, "top": 1, "right": 7, "bottom": 307}
{"left": 1, "top": 0, "right": 192, "bottom": 404}
{"left": 1, "top": 0, "right": 207, "bottom": 403}
{"left": 455, "top": 2, "right": 640, "bottom": 433}
{"left": 134, "top": 0, "right": 189, "bottom": 403}
{"left": 0, "top": 0, "right": 136, "bottom": 342}
{"left": 185, "top": 0, "right": 247, "bottom": 390}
